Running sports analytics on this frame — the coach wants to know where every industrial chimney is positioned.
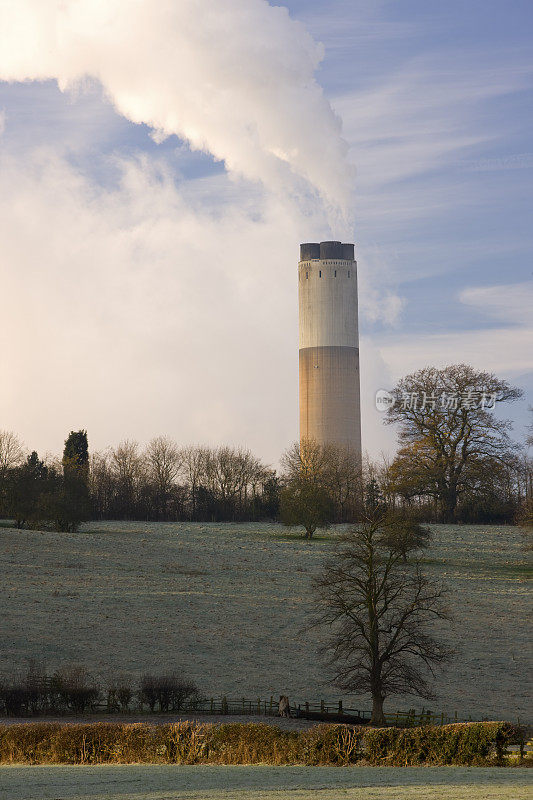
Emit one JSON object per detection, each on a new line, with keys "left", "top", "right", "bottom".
{"left": 298, "top": 241, "right": 362, "bottom": 459}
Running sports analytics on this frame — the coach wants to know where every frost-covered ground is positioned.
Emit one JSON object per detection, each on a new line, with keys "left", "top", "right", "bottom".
{"left": 0, "top": 521, "right": 530, "bottom": 721}
{"left": 1, "top": 765, "right": 532, "bottom": 800}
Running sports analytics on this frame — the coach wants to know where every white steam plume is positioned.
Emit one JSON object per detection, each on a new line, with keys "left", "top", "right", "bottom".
{"left": 0, "top": 0, "right": 352, "bottom": 215}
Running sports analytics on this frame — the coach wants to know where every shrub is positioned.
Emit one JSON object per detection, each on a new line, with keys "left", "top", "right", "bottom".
{"left": 0, "top": 685, "right": 27, "bottom": 717}
{"left": 139, "top": 672, "right": 198, "bottom": 713}
{"left": 361, "top": 722, "right": 524, "bottom": 766}
{"left": 0, "top": 661, "right": 51, "bottom": 717}
{"left": 50, "top": 665, "right": 100, "bottom": 714}
{"left": 299, "top": 724, "right": 362, "bottom": 765}
{"left": 0, "top": 663, "right": 101, "bottom": 717}
{"left": 106, "top": 675, "right": 133, "bottom": 713}
{"left": 207, "top": 723, "right": 299, "bottom": 765}
{"left": 0, "top": 721, "right": 525, "bottom": 766}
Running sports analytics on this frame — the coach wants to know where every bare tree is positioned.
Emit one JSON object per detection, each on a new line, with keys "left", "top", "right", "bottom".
{"left": 89, "top": 450, "right": 114, "bottom": 518}
{"left": 282, "top": 439, "right": 331, "bottom": 485}
{"left": 282, "top": 439, "right": 362, "bottom": 522}
{"left": 322, "top": 445, "right": 363, "bottom": 521}
{"left": 0, "top": 430, "right": 25, "bottom": 479}
{"left": 180, "top": 445, "right": 210, "bottom": 519}
{"left": 312, "top": 514, "right": 452, "bottom": 724}
{"left": 145, "top": 436, "right": 182, "bottom": 518}
{"left": 363, "top": 453, "right": 399, "bottom": 512}
{"left": 516, "top": 411, "right": 533, "bottom": 531}
{"left": 178, "top": 445, "right": 270, "bottom": 521}
{"left": 208, "top": 446, "right": 269, "bottom": 519}
{"left": 111, "top": 440, "right": 145, "bottom": 517}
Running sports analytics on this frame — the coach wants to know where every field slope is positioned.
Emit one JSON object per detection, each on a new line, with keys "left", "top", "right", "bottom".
{"left": 0, "top": 521, "right": 530, "bottom": 720}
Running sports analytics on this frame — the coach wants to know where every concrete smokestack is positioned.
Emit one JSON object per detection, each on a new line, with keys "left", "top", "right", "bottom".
{"left": 298, "top": 241, "right": 362, "bottom": 458}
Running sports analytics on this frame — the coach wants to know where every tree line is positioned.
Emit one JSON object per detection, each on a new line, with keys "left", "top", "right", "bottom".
{"left": 89, "top": 439, "right": 279, "bottom": 522}
{"left": 0, "top": 434, "right": 280, "bottom": 527}
{"left": 0, "top": 364, "right": 531, "bottom": 530}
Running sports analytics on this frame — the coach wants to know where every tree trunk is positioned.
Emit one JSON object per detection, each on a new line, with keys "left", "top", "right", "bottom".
{"left": 370, "top": 693, "right": 386, "bottom": 726}
{"left": 440, "top": 488, "right": 457, "bottom": 523}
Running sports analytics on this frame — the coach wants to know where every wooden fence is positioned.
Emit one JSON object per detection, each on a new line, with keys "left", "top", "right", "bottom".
{"left": 4, "top": 678, "right": 481, "bottom": 726}
{"left": 127, "top": 696, "right": 472, "bottom": 727}
{"left": 191, "top": 699, "right": 494, "bottom": 727}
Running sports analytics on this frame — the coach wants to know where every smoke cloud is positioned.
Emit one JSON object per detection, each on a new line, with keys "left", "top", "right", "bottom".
{"left": 0, "top": 0, "right": 352, "bottom": 215}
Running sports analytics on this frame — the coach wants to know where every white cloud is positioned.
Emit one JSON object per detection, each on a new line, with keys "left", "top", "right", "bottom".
{"left": 0, "top": 0, "right": 352, "bottom": 218}
{"left": 359, "top": 340, "right": 397, "bottom": 456}
{"left": 328, "top": 51, "right": 533, "bottom": 297}
{"left": 0, "top": 149, "right": 301, "bottom": 462}
{"left": 0, "top": 144, "right": 405, "bottom": 462}
{"left": 460, "top": 281, "right": 533, "bottom": 325}
{"left": 372, "top": 281, "right": 533, "bottom": 390}
{"left": 377, "top": 327, "right": 532, "bottom": 380}
{"left": 357, "top": 243, "right": 405, "bottom": 326}
{"left": 334, "top": 54, "right": 533, "bottom": 194}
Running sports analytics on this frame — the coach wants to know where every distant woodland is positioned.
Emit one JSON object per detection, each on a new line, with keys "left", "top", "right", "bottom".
{"left": 0, "top": 365, "right": 531, "bottom": 529}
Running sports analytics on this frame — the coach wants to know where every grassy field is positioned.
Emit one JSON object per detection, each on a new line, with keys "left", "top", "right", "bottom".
{"left": 0, "top": 521, "right": 530, "bottom": 721}
{"left": 1, "top": 765, "right": 532, "bottom": 800}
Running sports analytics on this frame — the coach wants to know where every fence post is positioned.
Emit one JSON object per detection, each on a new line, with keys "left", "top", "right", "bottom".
{"left": 257, "top": 698, "right": 261, "bottom": 715}
{"left": 242, "top": 697, "right": 245, "bottom": 714}
{"left": 338, "top": 700, "right": 343, "bottom": 714}
{"left": 210, "top": 698, "right": 214, "bottom": 714}
{"left": 269, "top": 696, "right": 273, "bottom": 714}
{"left": 305, "top": 701, "right": 309, "bottom": 715}
{"left": 320, "top": 700, "right": 325, "bottom": 713}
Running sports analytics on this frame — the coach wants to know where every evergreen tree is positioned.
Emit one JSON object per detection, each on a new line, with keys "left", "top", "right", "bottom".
{"left": 51, "top": 430, "right": 91, "bottom": 531}
{"left": 6, "top": 451, "right": 48, "bottom": 528}
{"left": 63, "top": 430, "right": 89, "bottom": 480}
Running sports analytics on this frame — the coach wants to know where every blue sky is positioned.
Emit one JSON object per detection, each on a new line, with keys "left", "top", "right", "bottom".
{"left": 0, "top": 0, "right": 531, "bottom": 462}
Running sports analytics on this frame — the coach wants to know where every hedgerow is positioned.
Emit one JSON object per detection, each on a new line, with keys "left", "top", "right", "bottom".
{"left": 0, "top": 666, "right": 198, "bottom": 717}
{"left": 0, "top": 721, "right": 525, "bottom": 766}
